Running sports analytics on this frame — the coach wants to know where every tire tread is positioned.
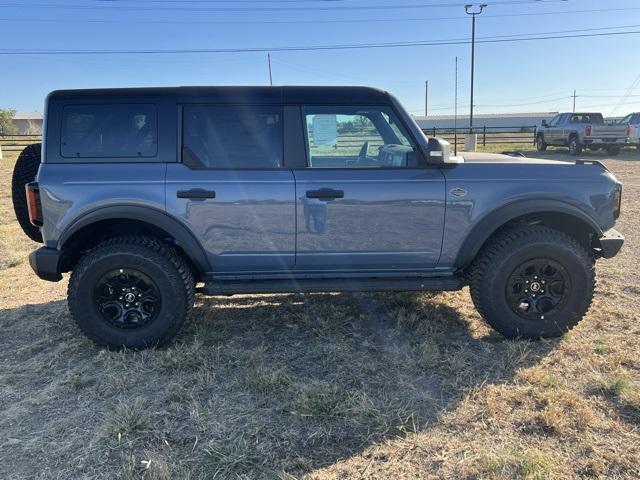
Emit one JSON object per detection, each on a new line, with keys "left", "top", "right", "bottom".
{"left": 469, "top": 225, "right": 595, "bottom": 338}
{"left": 68, "top": 235, "right": 195, "bottom": 348}
{"left": 11, "top": 144, "right": 43, "bottom": 243}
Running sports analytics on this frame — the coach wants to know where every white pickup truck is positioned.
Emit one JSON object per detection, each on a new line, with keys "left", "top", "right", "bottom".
{"left": 536, "top": 112, "right": 628, "bottom": 156}
{"left": 618, "top": 112, "right": 640, "bottom": 150}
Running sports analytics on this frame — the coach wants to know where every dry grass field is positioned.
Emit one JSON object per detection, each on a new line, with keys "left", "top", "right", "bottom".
{"left": 0, "top": 147, "right": 639, "bottom": 479}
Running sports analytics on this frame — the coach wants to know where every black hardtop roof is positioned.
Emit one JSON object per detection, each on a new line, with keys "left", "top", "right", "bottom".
{"left": 559, "top": 112, "right": 604, "bottom": 116}
{"left": 48, "top": 85, "right": 392, "bottom": 104}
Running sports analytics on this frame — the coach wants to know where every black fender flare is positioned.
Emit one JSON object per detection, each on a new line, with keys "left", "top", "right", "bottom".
{"left": 58, "top": 205, "right": 211, "bottom": 274}
{"left": 454, "top": 199, "right": 603, "bottom": 269}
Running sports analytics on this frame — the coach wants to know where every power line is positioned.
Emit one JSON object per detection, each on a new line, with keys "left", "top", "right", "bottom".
{"left": 579, "top": 94, "right": 640, "bottom": 98}
{"left": 2, "top": 28, "right": 640, "bottom": 55}
{"left": 2, "top": 6, "right": 637, "bottom": 25}
{"left": 609, "top": 74, "right": 640, "bottom": 116}
{"left": 0, "top": 0, "right": 573, "bottom": 12}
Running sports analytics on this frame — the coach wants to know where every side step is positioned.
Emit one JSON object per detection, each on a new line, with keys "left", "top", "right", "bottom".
{"left": 199, "top": 276, "right": 463, "bottom": 296}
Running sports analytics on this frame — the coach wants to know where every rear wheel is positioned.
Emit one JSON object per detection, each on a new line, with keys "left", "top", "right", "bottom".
{"left": 536, "top": 134, "right": 547, "bottom": 152}
{"left": 469, "top": 226, "right": 595, "bottom": 339}
{"left": 568, "top": 136, "right": 582, "bottom": 156}
{"left": 11, "top": 143, "right": 43, "bottom": 243}
{"left": 68, "top": 236, "right": 195, "bottom": 349}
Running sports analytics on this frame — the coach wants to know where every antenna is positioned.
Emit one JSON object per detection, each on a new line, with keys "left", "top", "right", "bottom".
{"left": 268, "top": 53, "right": 273, "bottom": 86}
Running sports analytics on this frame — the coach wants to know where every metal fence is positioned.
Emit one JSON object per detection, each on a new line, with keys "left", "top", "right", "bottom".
{"left": 0, "top": 134, "right": 42, "bottom": 152}
{"left": 421, "top": 125, "right": 538, "bottom": 147}
{"left": 1, "top": 126, "right": 540, "bottom": 153}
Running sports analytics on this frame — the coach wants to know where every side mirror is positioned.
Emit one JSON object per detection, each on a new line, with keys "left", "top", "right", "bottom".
{"left": 541, "top": 120, "right": 548, "bottom": 127}
{"left": 427, "top": 138, "right": 461, "bottom": 164}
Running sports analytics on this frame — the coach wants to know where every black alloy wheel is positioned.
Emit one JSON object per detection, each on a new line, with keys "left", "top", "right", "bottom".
{"left": 505, "top": 258, "right": 571, "bottom": 321}
{"left": 94, "top": 268, "right": 161, "bottom": 329}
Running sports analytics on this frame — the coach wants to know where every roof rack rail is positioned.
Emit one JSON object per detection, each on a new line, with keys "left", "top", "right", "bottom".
{"left": 501, "top": 151, "right": 527, "bottom": 157}
{"left": 574, "top": 159, "right": 609, "bottom": 171}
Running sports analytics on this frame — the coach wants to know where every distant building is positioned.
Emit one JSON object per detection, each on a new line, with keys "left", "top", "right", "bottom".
{"left": 11, "top": 112, "right": 43, "bottom": 135}
{"left": 413, "top": 112, "right": 557, "bottom": 131}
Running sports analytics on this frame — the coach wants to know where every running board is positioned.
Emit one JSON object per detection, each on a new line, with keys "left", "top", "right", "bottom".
{"left": 199, "top": 276, "right": 463, "bottom": 296}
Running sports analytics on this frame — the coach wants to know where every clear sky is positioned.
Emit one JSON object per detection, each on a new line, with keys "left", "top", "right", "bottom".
{"left": 1, "top": 0, "right": 640, "bottom": 117}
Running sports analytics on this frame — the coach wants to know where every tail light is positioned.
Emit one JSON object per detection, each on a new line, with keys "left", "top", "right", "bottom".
{"left": 585, "top": 125, "right": 592, "bottom": 136}
{"left": 613, "top": 185, "right": 622, "bottom": 220}
{"left": 25, "top": 182, "right": 43, "bottom": 226}
{"left": 626, "top": 124, "right": 632, "bottom": 137}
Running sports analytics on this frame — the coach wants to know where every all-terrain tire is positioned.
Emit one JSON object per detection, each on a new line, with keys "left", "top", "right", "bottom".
{"left": 568, "top": 135, "right": 582, "bottom": 156}
{"left": 11, "top": 143, "right": 43, "bottom": 243}
{"left": 68, "top": 236, "right": 195, "bottom": 349}
{"left": 536, "top": 134, "right": 547, "bottom": 152}
{"left": 469, "top": 226, "right": 595, "bottom": 339}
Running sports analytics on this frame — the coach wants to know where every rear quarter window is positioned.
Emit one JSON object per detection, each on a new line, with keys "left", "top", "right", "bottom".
{"left": 61, "top": 104, "right": 158, "bottom": 158}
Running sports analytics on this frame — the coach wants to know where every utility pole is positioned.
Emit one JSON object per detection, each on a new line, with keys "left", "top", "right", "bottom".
{"left": 572, "top": 89, "right": 577, "bottom": 112}
{"left": 465, "top": 3, "right": 487, "bottom": 133}
{"left": 425, "top": 80, "right": 428, "bottom": 117}
{"left": 268, "top": 53, "right": 273, "bottom": 86}
{"left": 454, "top": 56, "right": 458, "bottom": 156}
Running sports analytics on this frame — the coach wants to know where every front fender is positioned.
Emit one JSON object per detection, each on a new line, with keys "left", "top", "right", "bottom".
{"left": 453, "top": 199, "right": 602, "bottom": 269}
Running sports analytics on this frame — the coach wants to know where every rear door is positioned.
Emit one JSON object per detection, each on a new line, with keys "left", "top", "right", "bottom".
{"left": 290, "top": 105, "right": 446, "bottom": 273}
{"left": 165, "top": 104, "right": 295, "bottom": 275}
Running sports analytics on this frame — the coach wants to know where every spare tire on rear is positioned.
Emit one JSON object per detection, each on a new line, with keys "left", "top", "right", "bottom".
{"left": 11, "top": 143, "right": 43, "bottom": 243}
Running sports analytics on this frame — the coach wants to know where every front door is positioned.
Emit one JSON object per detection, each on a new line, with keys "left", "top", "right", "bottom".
{"left": 165, "top": 104, "right": 295, "bottom": 275}
{"left": 293, "top": 105, "right": 446, "bottom": 273}
{"left": 545, "top": 114, "right": 562, "bottom": 145}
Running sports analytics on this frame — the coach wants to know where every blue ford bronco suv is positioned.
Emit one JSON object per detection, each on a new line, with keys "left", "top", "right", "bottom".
{"left": 11, "top": 86, "right": 624, "bottom": 349}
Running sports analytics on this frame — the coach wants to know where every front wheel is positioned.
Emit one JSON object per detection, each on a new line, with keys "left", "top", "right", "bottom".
{"left": 68, "top": 236, "right": 195, "bottom": 349}
{"left": 469, "top": 226, "right": 595, "bottom": 339}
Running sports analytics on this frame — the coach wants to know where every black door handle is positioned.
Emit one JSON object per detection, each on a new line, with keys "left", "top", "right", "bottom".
{"left": 306, "top": 188, "right": 344, "bottom": 200}
{"left": 177, "top": 189, "right": 216, "bottom": 200}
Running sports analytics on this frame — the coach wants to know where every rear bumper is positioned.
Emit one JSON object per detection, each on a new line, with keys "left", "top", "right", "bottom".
{"left": 598, "top": 228, "right": 624, "bottom": 259}
{"left": 583, "top": 138, "right": 627, "bottom": 146}
{"left": 29, "top": 247, "right": 63, "bottom": 281}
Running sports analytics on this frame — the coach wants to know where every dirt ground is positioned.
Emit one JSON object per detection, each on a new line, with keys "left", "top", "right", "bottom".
{"left": 0, "top": 147, "right": 638, "bottom": 479}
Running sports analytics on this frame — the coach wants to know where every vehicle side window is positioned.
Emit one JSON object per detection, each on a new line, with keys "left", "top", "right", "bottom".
{"left": 619, "top": 114, "right": 632, "bottom": 124}
{"left": 182, "top": 105, "right": 282, "bottom": 169}
{"left": 547, "top": 115, "right": 560, "bottom": 127}
{"left": 61, "top": 104, "right": 157, "bottom": 158}
{"left": 302, "top": 106, "right": 416, "bottom": 168}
